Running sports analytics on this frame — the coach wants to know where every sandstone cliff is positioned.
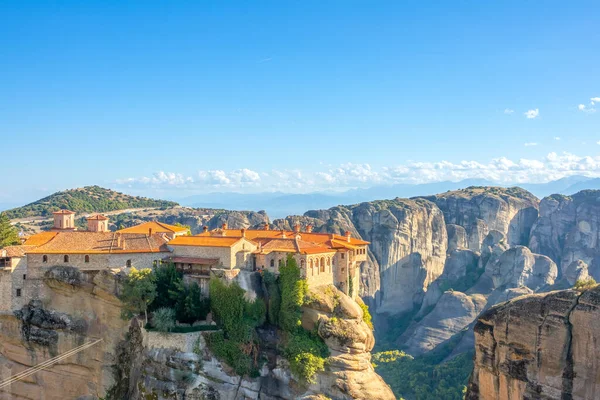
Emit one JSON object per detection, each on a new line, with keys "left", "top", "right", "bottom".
{"left": 0, "top": 267, "right": 129, "bottom": 399}
{"left": 530, "top": 191, "right": 600, "bottom": 280}
{"left": 466, "top": 285, "right": 600, "bottom": 400}
{"left": 422, "top": 186, "right": 539, "bottom": 252}
{"left": 274, "top": 198, "right": 447, "bottom": 315}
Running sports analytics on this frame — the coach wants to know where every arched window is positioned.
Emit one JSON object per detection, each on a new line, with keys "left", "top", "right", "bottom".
{"left": 64, "top": 255, "right": 69, "bottom": 263}
{"left": 270, "top": 259, "right": 275, "bottom": 268}
{"left": 84, "top": 255, "right": 90, "bottom": 263}
{"left": 320, "top": 257, "right": 325, "bottom": 273}
{"left": 43, "top": 255, "right": 48, "bottom": 263}
{"left": 126, "top": 259, "right": 132, "bottom": 268}
{"left": 300, "top": 259, "right": 305, "bottom": 268}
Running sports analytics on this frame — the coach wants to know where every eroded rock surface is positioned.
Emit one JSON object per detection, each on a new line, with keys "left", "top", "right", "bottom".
{"left": 466, "top": 286, "right": 600, "bottom": 400}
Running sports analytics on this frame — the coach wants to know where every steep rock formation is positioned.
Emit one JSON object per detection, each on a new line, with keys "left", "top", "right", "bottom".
{"left": 0, "top": 268, "right": 129, "bottom": 399}
{"left": 423, "top": 186, "right": 539, "bottom": 252}
{"left": 530, "top": 191, "right": 600, "bottom": 279}
{"left": 275, "top": 198, "right": 447, "bottom": 315}
{"left": 485, "top": 246, "right": 558, "bottom": 291}
{"left": 399, "top": 291, "right": 486, "bottom": 356}
{"left": 466, "top": 286, "right": 600, "bottom": 400}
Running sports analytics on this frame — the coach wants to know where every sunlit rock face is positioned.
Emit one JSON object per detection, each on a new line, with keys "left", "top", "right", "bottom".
{"left": 466, "top": 287, "right": 600, "bottom": 400}
{"left": 274, "top": 198, "right": 447, "bottom": 315}
{"left": 530, "top": 191, "right": 600, "bottom": 279}
{"left": 422, "top": 186, "right": 539, "bottom": 252}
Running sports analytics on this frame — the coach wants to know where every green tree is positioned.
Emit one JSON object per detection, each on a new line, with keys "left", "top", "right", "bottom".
{"left": 574, "top": 277, "right": 597, "bottom": 291}
{"left": 120, "top": 268, "right": 156, "bottom": 324}
{"left": 152, "top": 307, "right": 176, "bottom": 332}
{"left": 150, "top": 263, "right": 183, "bottom": 311}
{"left": 278, "top": 254, "right": 307, "bottom": 331}
{"left": 0, "top": 212, "right": 19, "bottom": 248}
{"left": 176, "top": 282, "right": 210, "bottom": 323}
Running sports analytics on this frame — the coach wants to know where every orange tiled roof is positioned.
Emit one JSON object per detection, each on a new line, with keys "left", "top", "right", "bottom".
{"left": 117, "top": 221, "right": 189, "bottom": 234}
{"left": 87, "top": 214, "right": 109, "bottom": 220}
{"left": 1, "top": 245, "right": 37, "bottom": 258}
{"left": 200, "top": 229, "right": 370, "bottom": 246}
{"left": 23, "top": 231, "right": 59, "bottom": 246}
{"left": 27, "top": 232, "right": 170, "bottom": 254}
{"left": 168, "top": 236, "right": 242, "bottom": 248}
{"left": 53, "top": 209, "right": 76, "bottom": 215}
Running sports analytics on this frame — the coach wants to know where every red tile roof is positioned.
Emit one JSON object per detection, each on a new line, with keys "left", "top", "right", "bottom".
{"left": 27, "top": 232, "right": 170, "bottom": 254}
{"left": 53, "top": 209, "right": 76, "bottom": 215}
{"left": 117, "top": 221, "right": 189, "bottom": 234}
{"left": 87, "top": 214, "right": 109, "bottom": 220}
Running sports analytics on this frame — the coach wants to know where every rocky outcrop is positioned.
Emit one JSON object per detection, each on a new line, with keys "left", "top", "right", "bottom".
{"left": 275, "top": 198, "right": 447, "bottom": 315}
{"left": 466, "top": 286, "right": 600, "bottom": 400}
{"left": 0, "top": 269, "right": 129, "bottom": 399}
{"left": 423, "top": 186, "right": 539, "bottom": 252}
{"left": 484, "top": 246, "right": 558, "bottom": 291}
{"left": 130, "top": 285, "right": 394, "bottom": 400}
{"left": 399, "top": 291, "right": 486, "bottom": 356}
{"left": 530, "top": 191, "right": 600, "bottom": 279}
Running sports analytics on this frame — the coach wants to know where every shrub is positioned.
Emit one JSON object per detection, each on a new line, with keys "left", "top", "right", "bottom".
{"left": 284, "top": 329, "right": 329, "bottom": 383}
{"left": 152, "top": 307, "right": 176, "bottom": 332}
{"left": 358, "top": 301, "right": 373, "bottom": 330}
{"left": 176, "top": 282, "right": 210, "bottom": 324}
{"left": 574, "top": 278, "right": 597, "bottom": 291}
{"left": 262, "top": 270, "right": 281, "bottom": 325}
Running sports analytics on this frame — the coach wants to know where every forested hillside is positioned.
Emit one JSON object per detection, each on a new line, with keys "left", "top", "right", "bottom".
{"left": 5, "top": 186, "right": 178, "bottom": 219}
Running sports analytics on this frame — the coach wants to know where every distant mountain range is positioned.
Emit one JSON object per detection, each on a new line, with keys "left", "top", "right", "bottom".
{"left": 179, "top": 175, "right": 596, "bottom": 218}
{"left": 3, "top": 176, "right": 598, "bottom": 220}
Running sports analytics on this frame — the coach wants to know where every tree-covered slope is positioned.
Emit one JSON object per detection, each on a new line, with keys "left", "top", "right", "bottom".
{"left": 5, "top": 186, "right": 178, "bottom": 219}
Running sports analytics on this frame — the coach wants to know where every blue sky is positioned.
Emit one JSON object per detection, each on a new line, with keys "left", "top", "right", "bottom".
{"left": 1, "top": 1, "right": 599, "bottom": 204}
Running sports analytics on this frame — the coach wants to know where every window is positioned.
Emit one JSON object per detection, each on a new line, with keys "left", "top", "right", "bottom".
{"left": 300, "top": 259, "right": 305, "bottom": 268}
{"left": 23, "top": 274, "right": 26, "bottom": 280}
{"left": 126, "top": 259, "right": 132, "bottom": 268}
{"left": 16, "top": 289, "right": 21, "bottom": 297}
{"left": 43, "top": 255, "right": 48, "bottom": 263}
{"left": 341, "top": 253, "right": 345, "bottom": 259}
{"left": 320, "top": 257, "right": 325, "bottom": 273}
{"left": 85, "top": 255, "right": 90, "bottom": 263}
{"left": 270, "top": 259, "right": 275, "bottom": 267}
{"left": 64, "top": 255, "right": 69, "bottom": 263}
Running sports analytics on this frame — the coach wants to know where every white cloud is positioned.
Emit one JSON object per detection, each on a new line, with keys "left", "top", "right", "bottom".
{"left": 115, "top": 153, "right": 600, "bottom": 193}
{"left": 597, "top": 140, "right": 600, "bottom": 145}
{"left": 578, "top": 103, "right": 596, "bottom": 113}
{"left": 554, "top": 137, "right": 561, "bottom": 141}
{"left": 504, "top": 108, "right": 514, "bottom": 114}
{"left": 524, "top": 109, "right": 539, "bottom": 119}
{"left": 524, "top": 142, "right": 538, "bottom": 147}
{"left": 591, "top": 97, "right": 600, "bottom": 104}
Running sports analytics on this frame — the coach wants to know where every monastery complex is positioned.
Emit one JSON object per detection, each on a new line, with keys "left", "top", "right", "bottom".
{"left": 0, "top": 210, "right": 369, "bottom": 312}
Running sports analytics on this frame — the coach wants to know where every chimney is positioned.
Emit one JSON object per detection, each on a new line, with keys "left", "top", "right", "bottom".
{"left": 281, "top": 229, "right": 286, "bottom": 239}
{"left": 116, "top": 233, "right": 122, "bottom": 248}
{"left": 241, "top": 228, "right": 246, "bottom": 238}
{"left": 264, "top": 223, "right": 270, "bottom": 231}
{"left": 222, "top": 222, "right": 228, "bottom": 230}
{"left": 294, "top": 223, "right": 301, "bottom": 233}
{"left": 345, "top": 231, "right": 351, "bottom": 242}
{"left": 203, "top": 226, "right": 208, "bottom": 233}
{"left": 149, "top": 228, "right": 153, "bottom": 236}
{"left": 306, "top": 224, "right": 313, "bottom": 233}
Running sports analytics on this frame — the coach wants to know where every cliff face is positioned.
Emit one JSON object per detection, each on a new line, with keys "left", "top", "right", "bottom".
{"left": 0, "top": 268, "right": 129, "bottom": 399}
{"left": 275, "top": 198, "right": 447, "bottom": 315}
{"left": 466, "top": 286, "right": 600, "bottom": 400}
{"left": 423, "top": 186, "right": 539, "bottom": 252}
{"left": 530, "top": 191, "right": 600, "bottom": 279}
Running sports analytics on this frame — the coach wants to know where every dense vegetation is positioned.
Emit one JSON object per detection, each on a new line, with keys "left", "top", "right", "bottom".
{"left": 120, "top": 263, "right": 210, "bottom": 328}
{"left": 574, "top": 277, "right": 598, "bottom": 291}
{"left": 273, "top": 255, "right": 329, "bottom": 383}
{"left": 5, "top": 185, "right": 178, "bottom": 219}
{"left": 373, "top": 347, "right": 473, "bottom": 400}
{"left": 205, "top": 278, "right": 266, "bottom": 377}
{"left": 0, "top": 212, "right": 20, "bottom": 247}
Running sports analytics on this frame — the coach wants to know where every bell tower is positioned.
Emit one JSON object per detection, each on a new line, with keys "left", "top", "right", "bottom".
{"left": 86, "top": 214, "right": 109, "bottom": 232}
{"left": 52, "top": 210, "right": 76, "bottom": 231}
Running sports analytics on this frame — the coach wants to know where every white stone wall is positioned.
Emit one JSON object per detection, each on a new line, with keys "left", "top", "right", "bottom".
{"left": 230, "top": 239, "right": 257, "bottom": 270}
{"left": 27, "top": 252, "right": 167, "bottom": 272}
{"left": 142, "top": 329, "right": 205, "bottom": 353}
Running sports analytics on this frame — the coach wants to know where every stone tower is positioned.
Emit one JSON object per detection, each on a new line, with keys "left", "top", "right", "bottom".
{"left": 86, "top": 214, "right": 109, "bottom": 232}
{"left": 52, "top": 209, "right": 76, "bottom": 231}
